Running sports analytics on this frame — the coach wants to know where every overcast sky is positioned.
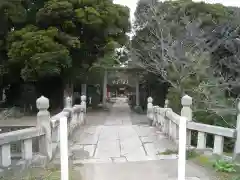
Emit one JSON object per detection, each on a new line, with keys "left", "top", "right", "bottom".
{"left": 114, "top": 0, "right": 240, "bottom": 22}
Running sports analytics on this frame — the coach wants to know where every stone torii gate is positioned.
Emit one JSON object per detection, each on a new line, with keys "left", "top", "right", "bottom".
{"left": 102, "top": 66, "right": 141, "bottom": 108}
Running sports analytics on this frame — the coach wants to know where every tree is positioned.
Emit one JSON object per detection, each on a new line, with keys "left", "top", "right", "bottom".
{"left": 8, "top": 25, "right": 72, "bottom": 81}
{"left": 131, "top": 0, "right": 240, "bottom": 128}
{"left": 207, "top": 21, "right": 240, "bottom": 88}
{"left": 5, "top": 0, "right": 130, "bottom": 83}
{"left": 134, "top": 0, "right": 158, "bottom": 30}
{"left": 0, "top": 0, "right": 30, "bottom": 85}
{"left": 0, "top": 0, "right": 131, "bottom": 110}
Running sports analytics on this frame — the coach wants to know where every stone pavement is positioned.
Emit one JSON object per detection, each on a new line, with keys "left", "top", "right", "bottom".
{"left": 75, "top": 160, "right": 212, "bottom": 180}
{"left": 54, "top": 98, "right": 214, "bottom": 180}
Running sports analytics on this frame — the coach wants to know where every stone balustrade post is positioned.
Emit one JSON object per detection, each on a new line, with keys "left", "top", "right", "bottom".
{"left": 147, "top": 97, "right": 154, "bottom": 126}
{"left": 163, "top": 99, "right": 170, "bottom": 136}
{"left": 234, "top": 101, "right": 240, "bottom": 161}
{"left": 164, "top": 99, "right": 169, "bottom": 108}
{"left": 89, "top": 97, "right": 92, "bottom": 105}
{"left": 81, "top": 95, "right": 87, "bottom": 124}
{"left": 152, "top": 106, "right": 158, "bottom": 126}
{"left": 64, "top": 96, "right": 73, "bottom": 116}
{"left": 65, "top": 96, "right": 72, "bottom": 108}
{"left": 0, "top": 144, "right": 11, "bottom": 167}
{"left": 156, "top": 107, "right": 161, "bottom": 127}
{"left": 81, "top": 95, "right": 87, "bottom": 112}
{"left": 36, "top": 96, "right": 52, "bottom": 160}
{"left": 166, "top": 108, "right": 173, "bottom": 139}
{"left": 63, "top": 96, "right": 74, "bottom": 132}
{"left": 181, "top": 95, "right": 193, "bottom": 148}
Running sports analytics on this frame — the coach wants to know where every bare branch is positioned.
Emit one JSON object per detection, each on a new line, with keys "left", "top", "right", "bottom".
{"left": 131, "top": 3, "right": 239, "bottom": 126}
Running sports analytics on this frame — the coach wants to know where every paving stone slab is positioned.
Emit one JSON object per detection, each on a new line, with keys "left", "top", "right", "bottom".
{"left": 118, "top": 126, "right": 138, "bottom": 139}
{"left": 120, "top": 137, "right": 144, "bottom": 156}
{"left": 112, "top": 157, "right": 127, "bottom": 163}
{"left": 135, "top": 126, "right": 158, "bottom": 137}
{"left": 95, "top": 140, "right": 120, "bottom": 158}
{"left": 76, "top": 133, "right": 99, "bottom": 145}
{"left": 98, "top": 126, "right": 119, "bottom": 140}
{"left": 73, "top": 158, "right": 112, "bottom": 164}
{"left": 71, "top": 144, "right": 84, "bottom": 151}
{"left": 84, "top": 145, "right": 96, "bottom": 157}
{"left": 74, "top": 159, "right": 211, "bottom": 180}
{"left": 140, "top": 136, "right": 158, "bottom": 143}
{"left": 168, "top": 178, "right": 200, "bottom": 180}
{"left": 104, "top": 119, "right": 123, "bottom": 125}
{"left": 144, "top": 142, "right": 159, "bottom": 158}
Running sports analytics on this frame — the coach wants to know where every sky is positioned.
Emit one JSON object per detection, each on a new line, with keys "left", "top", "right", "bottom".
{"left": 114, "top": 0, "right": 240, "bottom": 22}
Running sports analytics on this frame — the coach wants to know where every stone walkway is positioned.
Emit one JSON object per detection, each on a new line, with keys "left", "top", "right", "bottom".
{"left": 70, "top": 100, "right": 177, "bottom": 163}
{"left": 54, "top": 98, "right": 214, "bottom": 180}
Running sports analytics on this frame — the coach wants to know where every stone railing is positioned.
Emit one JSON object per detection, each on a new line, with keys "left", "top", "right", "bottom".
{"left": 0, "top": 126, "right": 37, "bottom": 158}
{"left": 147, "top": 95, "right": 240, "bottom": 159}
{"left": 0, "top": 95, "right": 86, "bottom": 169}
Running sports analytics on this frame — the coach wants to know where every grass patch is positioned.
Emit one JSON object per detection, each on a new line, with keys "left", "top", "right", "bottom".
{"left": 191, "top": 153, "right": 240, "bottom": 180}
{"left": 157, "top": 148, "right": 198, "bottom": 159}
{"left": 213, "top": 159, "right": 236, "bottom": 173}
{"left": 0, "top": 166, "right": 81, "bottom": 180}
{"left": 157, "top": 149, "right": 178, "bottom": 155}
{"left": 159, "top": 148, "right": 240, "bottom": 180}
{"left": 186, "top": 149, "right": 199, "bottom": 159}
{"left": 133, "top": 106, "right": 144, "bottom": 114}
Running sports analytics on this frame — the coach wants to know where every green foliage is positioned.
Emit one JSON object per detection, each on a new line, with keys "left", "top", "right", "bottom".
{"left": 186, "top": 149, "right": 199, "bottom": 159}
{"left": 213, "top": 160, "right": 237, "bottom": 173}
{"left": 158, "top": 148, "right": 198, "bottom": 160}
{"left": 0, "top": 166, "right": 81, "bottom": 180}
{"left": 133, "top": 105, "right": 143, "bottom": 114}
{"left": 133, "top": 0, "right": 240, "bottom": 119}
{"left": 191, "top": 154, "right": 240, "bottom": 180}
{"left": 7, "top": 26, "right": 72, "bottom": 81}
{"left": 0, "top": 0, "right": 131, "bottom": 83}
{"left": 166, "top": 87, "right": 182, "bottom": 113}
{"left": 157, "top": 149, "right": 178, "bottom": 155}
{"left": 0, "top": 0, "right": 27, "bottom": 25}
{"left": 133, "top": 0, "right": 240, "bottom": 152}
{"left": 162, "top": 0, "right": 231, "bottom": 25}
{"left": 195, "top": 154, "right": 211, "bottom": 165}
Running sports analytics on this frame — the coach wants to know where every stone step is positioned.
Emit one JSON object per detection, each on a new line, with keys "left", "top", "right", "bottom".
{"left": 72, "top": 154, "right": 178, "bottom": 164}
{"left": 72, "top": 159, "right": 210, "bottom": 180}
